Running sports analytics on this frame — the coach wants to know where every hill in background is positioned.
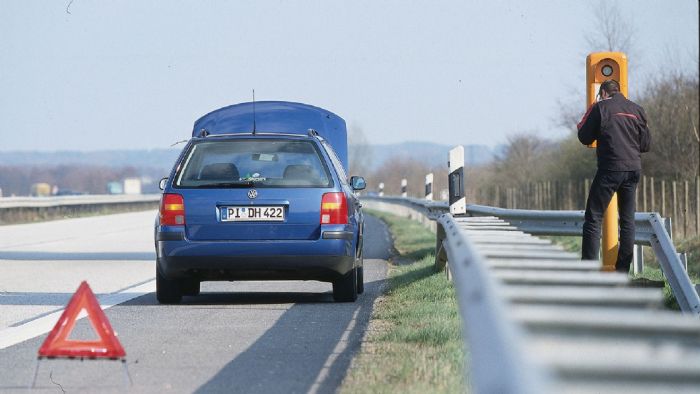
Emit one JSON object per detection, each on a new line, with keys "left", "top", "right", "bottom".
{"left": 0, "top": 143, "right": 497, "bottom": 173}
{"left": 356, "top": 142, "right": 498, "bottom": 169}
{"left": 0, "top": 149, "right": 183, "bottom": 174}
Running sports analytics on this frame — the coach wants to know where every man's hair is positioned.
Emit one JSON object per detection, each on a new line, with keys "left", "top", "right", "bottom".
{"left": 599, "top": 79, "right": 620, "bottom": 96}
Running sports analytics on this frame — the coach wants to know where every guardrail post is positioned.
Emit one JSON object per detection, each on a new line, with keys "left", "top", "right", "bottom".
{"left": 678, "top": 252, "right": 688, "bottom": 271}
{"left": 435, "top": 221, "right": 449, "bottom": 279}
{"left": 449, "top": 146, "right": 466, "bottom": 215}
{"left": 401, "top": 179, "right": 407, "bottom": 198}
{"left": 378, "top": 182, "right": 384, "bottom": 197}
{"left": 633, "top": 245, "right": 644, "bottom": 275}
{"left": 425, "top": 173, "right": 433, "bottom": 201}
{"left": 647, "top": 213, "right": 700, "bottom": 315}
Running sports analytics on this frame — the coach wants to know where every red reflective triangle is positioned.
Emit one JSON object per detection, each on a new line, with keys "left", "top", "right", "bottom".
{"left": 38, "top": 281, "right": 126, "bottom": 359}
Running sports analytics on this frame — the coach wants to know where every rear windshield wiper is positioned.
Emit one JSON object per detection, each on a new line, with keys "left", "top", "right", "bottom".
{"left": 194, "top": 181, "right": 254, "bottom": 188}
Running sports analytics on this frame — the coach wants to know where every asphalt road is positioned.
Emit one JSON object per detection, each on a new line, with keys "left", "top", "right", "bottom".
{"left": 0, "top": 211, "right": 393, "bottom": 393}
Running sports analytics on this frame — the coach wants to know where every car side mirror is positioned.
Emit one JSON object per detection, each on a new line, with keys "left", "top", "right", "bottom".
{"left": 350, "top": 176, "right": 366, "bottom": 191}
{"left": 159, "top": 177, "right": 168, "bottom": 191}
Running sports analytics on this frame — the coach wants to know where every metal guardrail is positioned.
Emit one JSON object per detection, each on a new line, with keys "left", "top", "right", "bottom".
{"left": 463, "top": 204, "right": 700, "bottom": 315}
{"left": 436, "top": 213, "right": 551, "bottom": 393}
{"left": 362, "top": 196, "right": 700, "bottom": 315}
{"left": 362, "top": 196, "right": 700, "bottom": 393}
{"left": 0, "top": 194, "right": 160, "bottom": 208}
{"left": 0, "top": 194, "right": 161, "bottom": 224}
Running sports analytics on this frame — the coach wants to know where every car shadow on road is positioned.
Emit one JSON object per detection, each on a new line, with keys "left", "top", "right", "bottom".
{"left": 186, "top": 277, "right": 384, "bottom": 394}
{"left": 122, "top": 290, "right": 334, "bottom": 306}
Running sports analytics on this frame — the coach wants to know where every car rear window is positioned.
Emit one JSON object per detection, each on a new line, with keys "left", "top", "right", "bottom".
{"left": 175, "top": 139, "right": 333, "bottom": 188}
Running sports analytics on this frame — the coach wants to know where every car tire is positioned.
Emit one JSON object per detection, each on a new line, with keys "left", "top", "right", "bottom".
{"left": 156, "top": 264, "right": 182, "bottom": 304}
{"left": 356, "top": 246, "right": 364, "bottom": 294}
{"left": 182, "top": 278, "right": 200, "bottom": 297}
{"left": 333, "top": 268, "right": 358, "bottom": 302}
{"left": 356, "top": 266, "right": 364, "bottom": 294}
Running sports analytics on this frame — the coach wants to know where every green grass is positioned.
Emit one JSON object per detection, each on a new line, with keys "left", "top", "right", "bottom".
{"left": 341, "top": 210, "right": 467, "bottom": 394}
{"left": 632, "top": 236, "right": 700, "bottom": 310}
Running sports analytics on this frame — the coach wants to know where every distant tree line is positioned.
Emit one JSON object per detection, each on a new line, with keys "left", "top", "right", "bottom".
{"left": 478, "top": 70, "right": 698, "bottom": 190}
{"left": 0, "top": 165, "right": 163, "bottom": 196}
{"left": 355, "top": 70, "right": 698, "bottom": 215}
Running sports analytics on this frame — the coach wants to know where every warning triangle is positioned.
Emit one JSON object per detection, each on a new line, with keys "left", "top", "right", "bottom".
{"left": 38, "top": 281, "right": 126, "bottom": 359}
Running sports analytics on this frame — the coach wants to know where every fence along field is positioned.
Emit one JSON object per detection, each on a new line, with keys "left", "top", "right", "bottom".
{"left": 476, "top": 176, "right": 700, "bottom": 239}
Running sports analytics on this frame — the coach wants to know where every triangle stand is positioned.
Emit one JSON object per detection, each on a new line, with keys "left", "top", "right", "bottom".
{"left": 29, "top": 357, "right": 132, "bottom": 389}
{"left": 28, "top": 281, "right": 131, "bottom": 389}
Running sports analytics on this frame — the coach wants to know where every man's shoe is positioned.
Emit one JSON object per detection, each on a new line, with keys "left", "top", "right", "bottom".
{"left": 615, "top": 265, "right": 630, "bottom": 274}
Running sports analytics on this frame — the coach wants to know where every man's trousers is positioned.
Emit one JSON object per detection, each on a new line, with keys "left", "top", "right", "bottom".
{"left": 582, "top": 169, "right": 640, "bottom": 272}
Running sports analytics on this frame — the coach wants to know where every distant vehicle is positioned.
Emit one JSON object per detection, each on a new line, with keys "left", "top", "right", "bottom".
{"left": 30, "top": 183, "right": 52, "bottom": 197}
{"left": 107, "top": 182, "right": 123, "bottom": 194}
{"left": 154, "top": 101, "right": 366, "bottom": 303}
{"left": 123, "top": 178, "right": 142, "bottom": 195}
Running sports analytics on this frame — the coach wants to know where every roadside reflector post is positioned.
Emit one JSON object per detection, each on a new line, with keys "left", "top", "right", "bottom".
{"left": 425, "top": 173, "right": 434, "bottom": 200}
{"left": 401, "top": 179, "right": 407, "bottom": 198}
{"left": 586, "top": 52, "right": 627, "bottom": 271}
{"left": 378, "top": 182, "right": 384, "bottom": 197}
{"left": 449, "top": 146, "right": 466, "bottom": 215}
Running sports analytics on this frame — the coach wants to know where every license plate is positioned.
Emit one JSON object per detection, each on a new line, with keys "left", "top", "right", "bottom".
{"left": 220, "top": 206, "right": 285, "bottom": 222}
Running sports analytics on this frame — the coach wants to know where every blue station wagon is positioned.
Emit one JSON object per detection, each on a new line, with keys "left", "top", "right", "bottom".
{"left": 155, "top": 101, "right": 366, "bottom": 303}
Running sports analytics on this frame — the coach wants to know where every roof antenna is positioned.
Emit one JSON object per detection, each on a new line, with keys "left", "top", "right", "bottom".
{"left": 252, "top": 89, "right": 256, "bottom": 135}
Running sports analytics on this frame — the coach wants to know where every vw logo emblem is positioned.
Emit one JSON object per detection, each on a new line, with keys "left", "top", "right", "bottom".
{"left": 247, "top": 189, "right": 258, "bottom": 199}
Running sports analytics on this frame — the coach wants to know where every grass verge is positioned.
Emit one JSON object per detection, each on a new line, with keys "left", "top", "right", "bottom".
{"left": 341, "top": 210, "right": 466, "bottom": 394}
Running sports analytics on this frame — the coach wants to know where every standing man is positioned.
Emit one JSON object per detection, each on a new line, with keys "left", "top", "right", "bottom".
{"left": 577, "top": 79, "right": 651, "bottom": 273}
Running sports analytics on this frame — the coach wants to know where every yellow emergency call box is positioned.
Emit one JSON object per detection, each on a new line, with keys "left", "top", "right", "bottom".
{"left": 586, "top": 52, "right": 628, "bottom": 147}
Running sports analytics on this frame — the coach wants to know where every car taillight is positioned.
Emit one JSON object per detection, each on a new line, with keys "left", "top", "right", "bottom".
{"left": 321, "top": 192, "right": 348, "bottom": 224}
{"left": 160, "top": 193, "right": 185, "bottom": 226}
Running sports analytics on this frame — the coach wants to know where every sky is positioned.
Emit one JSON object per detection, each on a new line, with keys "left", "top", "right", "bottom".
{"left": 0, "top": 0, "right": 698, "bottom": 151}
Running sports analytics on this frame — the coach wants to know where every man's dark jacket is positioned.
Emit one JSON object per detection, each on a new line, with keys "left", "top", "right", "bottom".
{"left": 577, "top": 93, "right": 651, "bottom": 171}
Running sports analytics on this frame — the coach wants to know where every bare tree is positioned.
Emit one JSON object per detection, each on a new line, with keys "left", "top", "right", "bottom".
{"left": 348, "top": 123, "right": 374, "bottom": 176}
{"left": 543, "top": 135, "right": 597, "bottom": 182}
{"left": 585, "top": 0, "right": 636, "bottom": 55}
{"left": 640, "top": 72, "right": 700, "bottom": 179}
{"left": 493, "top": 133, "right": 551, "bottom": 187}
{"left": 366, "top": 155, "right": 436, "bottom": 198}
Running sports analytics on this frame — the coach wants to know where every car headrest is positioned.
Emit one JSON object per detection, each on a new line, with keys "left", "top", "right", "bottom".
{"left": 199, "top": 163, "right": 240, "bottom": 180}
{"left": 283, "top": 164, "right": 316, "bottom": 180}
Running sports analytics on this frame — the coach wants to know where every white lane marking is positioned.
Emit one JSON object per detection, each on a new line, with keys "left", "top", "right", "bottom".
{"left": 308, "top": 307, "right": 361, "bottom": 394}
{"left": 0, "top": 280, "right": 155, "bottom": 350}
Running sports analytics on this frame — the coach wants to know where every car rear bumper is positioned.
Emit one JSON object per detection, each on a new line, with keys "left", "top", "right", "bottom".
{"left": 156, "top": 232, "right": 355, "bottom": 282}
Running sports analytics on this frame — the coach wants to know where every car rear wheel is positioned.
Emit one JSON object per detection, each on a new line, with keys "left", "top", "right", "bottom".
{"left": 182, "top": 278, "right": 200, "bottom": 297}
{"left": 356, "top": 245, "right": 364, "bottom": 294}
{"left": 333, "top": 268, "right": 358, "bottom": 302}
{"left": 156, "top": 264, "right": 183, "bottom": 304}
